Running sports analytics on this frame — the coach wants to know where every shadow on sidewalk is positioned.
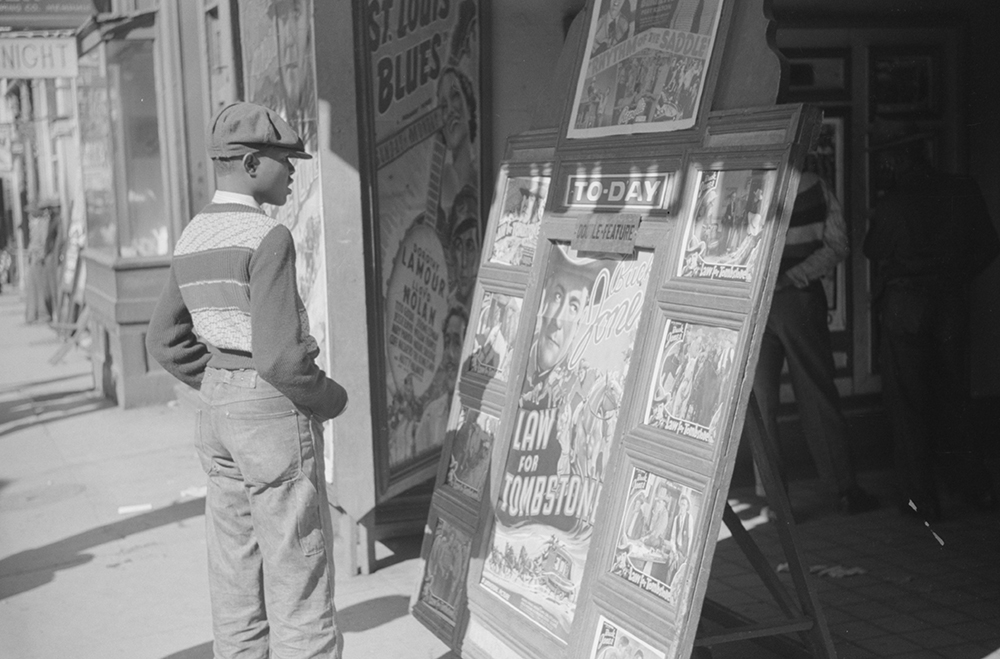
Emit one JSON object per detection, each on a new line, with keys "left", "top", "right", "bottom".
{"left": 339, "top": 594, "right": 410, "bottom": 633}
{"left": 160, "top": 641, "right": 212, "bottom": 659}
{"left": 0, "top": 497, "right": 205, "bottom": 600}
{"left": 0, "top": 385, "right": 113, "bottom": 439}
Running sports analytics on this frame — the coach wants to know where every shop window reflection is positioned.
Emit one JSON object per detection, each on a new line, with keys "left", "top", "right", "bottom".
{"left": 108, "top": 40, "right": 167, "bottom": 258}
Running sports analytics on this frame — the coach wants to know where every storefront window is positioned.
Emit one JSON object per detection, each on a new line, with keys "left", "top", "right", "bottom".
{"left": 107, "top": 40, "right": 167, "bottom": 258}
{"left": 77, "top": 49, "right": 118, "bottom": 253}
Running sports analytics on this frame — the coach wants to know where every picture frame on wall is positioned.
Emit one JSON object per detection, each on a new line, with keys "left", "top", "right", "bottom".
{"left": 870, "top": 47, "right": 941, "bottom": 117}
{"left": 783, "top": 48, "right": 851, "bottom": 102}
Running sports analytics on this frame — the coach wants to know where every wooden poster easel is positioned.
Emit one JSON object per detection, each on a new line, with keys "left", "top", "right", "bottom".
{"left": 694, "top": 393, "right": 835, "bottom": 658}
{"left": 412, "top": 1, "right": 838, "bottom": 658}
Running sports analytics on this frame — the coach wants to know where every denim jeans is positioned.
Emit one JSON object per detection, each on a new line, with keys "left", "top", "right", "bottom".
{"left": 752, "top": 282, "right": 856, "bottom": 495}
{"left": 197, "top": 367, "right": 340, "bottom": 659}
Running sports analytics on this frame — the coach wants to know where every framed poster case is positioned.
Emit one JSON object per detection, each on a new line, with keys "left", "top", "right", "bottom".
{"left": 351, "top": 0, "right": 489, "bottom": 503}
{"left": 413, "top": 129, "right": 560, "bottom": 648}
{"left": 414, "top": 1, "right": 822, "bottom": 656}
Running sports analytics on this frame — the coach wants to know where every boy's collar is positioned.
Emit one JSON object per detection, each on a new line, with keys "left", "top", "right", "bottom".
{"left": 212, "top": 190, "right": 262, "bottom": 210}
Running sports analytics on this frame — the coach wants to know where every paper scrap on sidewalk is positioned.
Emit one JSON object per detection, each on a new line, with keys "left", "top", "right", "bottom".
{"left": 178, "top": 485, "right": 207, "bottom": 499}
{"left": 118, "top": 503, "right": 153, "bottom": 515}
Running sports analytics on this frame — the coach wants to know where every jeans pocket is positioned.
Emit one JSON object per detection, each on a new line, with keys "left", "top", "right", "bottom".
{"left": 193, "top": 409, "right": 218, "bottom": 476}
{"left": 298, "top": 478, "right": 325, "bottom": 557}
{"left": 224, "top": 408, "right": 304, "bottom": 485}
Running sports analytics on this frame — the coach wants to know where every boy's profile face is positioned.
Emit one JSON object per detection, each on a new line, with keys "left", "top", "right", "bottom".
{"left": 250, "top": 147, "right": 296, "bottom": 206}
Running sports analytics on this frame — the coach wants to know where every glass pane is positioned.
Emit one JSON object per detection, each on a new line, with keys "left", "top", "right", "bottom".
{"left": 77, "top": 49, "right": 117, "bottom": 253}
{"left": 108, "top": 40, "right": 167, "bottom": 258}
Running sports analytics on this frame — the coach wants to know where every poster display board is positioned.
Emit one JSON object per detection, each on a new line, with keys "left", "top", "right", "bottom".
{"left": 416, "top": 110, "right": 820, "bottom": 658}
{"left": 355, "top": 0, "right": 486, "bottom": 498}
{"left": 412, "top": 2, "right": 823, "bottom": 655}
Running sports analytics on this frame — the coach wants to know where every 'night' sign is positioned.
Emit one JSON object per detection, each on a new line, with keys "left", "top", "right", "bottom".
{"left": 0, "top": 37, "right": 78, "bottom": 79}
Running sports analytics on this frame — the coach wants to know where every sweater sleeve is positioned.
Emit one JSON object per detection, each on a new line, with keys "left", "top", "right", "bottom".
{"left": 250, "top": 226, "right": 348, "bottom": 421}
{"left": 784, "top": 179, "right": 849, "bottom": 287}
{"left": 146, "top": 266, "right": 211, "bottom": 389}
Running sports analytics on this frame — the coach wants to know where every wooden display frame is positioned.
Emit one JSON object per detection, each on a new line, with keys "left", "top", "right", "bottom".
{"left": 417, "top": 102, "right": 822, "bottom": 658}
{"left": 415, "top": 2, "right": 830, "bottom": 656}
{"left": 412, "top": 130, "right": 560, "bottom": 648}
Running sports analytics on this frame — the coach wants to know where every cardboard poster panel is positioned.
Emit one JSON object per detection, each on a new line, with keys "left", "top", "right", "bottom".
{"left": 490, "top": 175, "right": 552, "bottom": 268}
{"left": 567, "top": 0, "right": 725, "bottom": 138}
{"left": 676, "top": 168, "right": 778, "bottom": 284}
{"left": 480, "top": 245, "right": 653, "bottom": 642}
{"left": 468, "top": 291, "right": 523, "bottom": 385}
{"left": 419, "top": 516, "right": 474, "bottom": 625}
{"left": 609, "top": 465, "right": 703, "bottom": 609}
{"left": 644, "top": 319, "right": 740, "bottom": 442}
{"left": 588, "top": 615, "right": 667, "bottom": 659}
{"left": 444, "top": 403, "right": 500, "bottom": 503}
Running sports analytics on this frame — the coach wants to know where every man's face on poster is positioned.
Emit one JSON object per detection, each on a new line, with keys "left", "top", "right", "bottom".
{"left": 537, "top": 270, "right": 591, "bottom": 372}
{"left": 439, "top": 72, "right": 470, "bottom": 152}
{"left": 610, "top": 0, "right": 626, "bottom": 19}
{"left": 452, "top": 205, "right": 481, "bottom": 299}
{"left": 443, "top": 313, "right": 467, "bottom": 372}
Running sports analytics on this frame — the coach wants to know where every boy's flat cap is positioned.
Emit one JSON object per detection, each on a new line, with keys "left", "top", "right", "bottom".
{"left": 208, "top": 102, "right": 312, "bottom": 159}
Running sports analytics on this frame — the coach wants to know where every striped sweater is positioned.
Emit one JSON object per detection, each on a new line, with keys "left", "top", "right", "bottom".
{"left": 146, "top": 203, "right": 347, "bottom": 421}
{"left": 779, "top": 174, "right": 848, "bottom": 287}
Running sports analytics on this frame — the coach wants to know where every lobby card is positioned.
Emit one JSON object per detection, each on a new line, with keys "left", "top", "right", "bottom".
{"left": 419, "top": 517, "right": 472, "bottom": 624}
{"left": 645, "top": 319, "right": 739, "bottom": 442}
{"left": 468, "top": 291, "right": 523, "bottom": 383}
{"left": 609, "top": 467, "right": 702, "bottom": 611}
{"left": 445, "top": 405, "right": 499, "bottom": 502}
{"left": 490, "top": 175, "right": 551, "bottom": 268}
{"left": 677, "top": 168, "right": 777, "bottom": 284}
{"left": 589, "top": 615, "right": 667, "bottom": 659}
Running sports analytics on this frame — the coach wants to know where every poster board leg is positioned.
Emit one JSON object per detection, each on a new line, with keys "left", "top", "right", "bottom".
{"left": 743, "top": 392, "right": 838, "bottom": 658}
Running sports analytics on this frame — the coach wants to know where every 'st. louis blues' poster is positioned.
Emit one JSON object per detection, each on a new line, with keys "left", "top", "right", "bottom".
{"left": 480, "top": 245, "right": 652, "bottom": 640}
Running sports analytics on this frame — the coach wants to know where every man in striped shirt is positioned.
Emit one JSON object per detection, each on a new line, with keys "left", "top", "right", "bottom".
{"left": 147, "top": 102, "right": 347, "bottom": 659}
{"left": 753, "top": 171, "right": 878, "bottom": 517}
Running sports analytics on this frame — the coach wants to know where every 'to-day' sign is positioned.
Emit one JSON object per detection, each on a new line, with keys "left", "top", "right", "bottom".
{"left": 566, "top": 173, "right": 673, "bottom": 210}
{"left": 0, "top": 37, "right": 78, "bottom": 78}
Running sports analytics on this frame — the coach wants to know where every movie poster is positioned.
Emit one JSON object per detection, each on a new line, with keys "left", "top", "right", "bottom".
{"left": 610, "top": 468, "right": 702, "bottom": 614}
{"left": 445, "top": 404, "right": 498, "bottom": 502}
{"left": 568, "top": 0, "right": 724, "bottom": 138}
{"left": 589, "top": 616, "right": 667, "bottom": 659}
{"left": 420, "top": 517, "right": 472, "bottom": 623}
{"left": 363, "top": 0, "right": 483, "bottom": 471}
{"left": 645, "top": 319, "right": 739, "bottom": 442}
{"left": 490, "top": 175, "right": 551, "bottom": 268}
{"left": 240, "top": 0, "right": 333, "bottom": 478}
{"left": 469, "top": 291, "right": 522, "bottom": 383}
{"left": 677, "top": 169, "right": 777, "bottom": 284}
{"left": 481, "top": 245, "right": 653, "bottom": 641}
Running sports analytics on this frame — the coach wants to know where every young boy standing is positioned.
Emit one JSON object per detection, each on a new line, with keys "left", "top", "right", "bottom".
{"left": 147, "top": 101, "right": 347, "bottom": 659}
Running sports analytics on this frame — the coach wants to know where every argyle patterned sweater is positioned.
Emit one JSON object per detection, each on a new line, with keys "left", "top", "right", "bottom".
{"left": 146, "top": 203, "right": 347, "bottom": 421}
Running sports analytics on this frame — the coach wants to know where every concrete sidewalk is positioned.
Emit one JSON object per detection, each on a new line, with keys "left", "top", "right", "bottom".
{"left": 2, "top": 286, "right": 999, "bottom": 659}
{"left": 0, "top": 289, "right": 450, "bottom": 659}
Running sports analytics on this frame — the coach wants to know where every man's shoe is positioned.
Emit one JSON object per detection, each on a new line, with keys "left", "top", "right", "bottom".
{"left": 839, "top": 486, "right": 880, "bottom": 515}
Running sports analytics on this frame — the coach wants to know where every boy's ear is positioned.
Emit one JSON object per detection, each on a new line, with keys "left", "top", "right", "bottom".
{"left": 242, "top": 152, "right": 260, "bottom": 175}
